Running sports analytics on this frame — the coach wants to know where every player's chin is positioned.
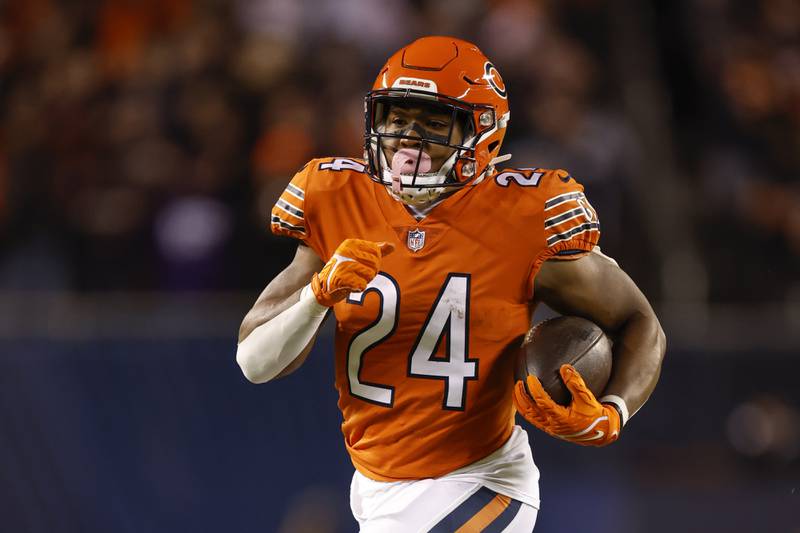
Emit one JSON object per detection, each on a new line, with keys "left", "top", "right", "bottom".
{"left": 400, "top": 190, "right": 439, "bottom": 206}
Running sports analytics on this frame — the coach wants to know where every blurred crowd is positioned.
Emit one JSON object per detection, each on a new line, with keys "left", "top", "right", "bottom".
{"left": 684, "top": 0, "right": 800, "bottom": 302}
{"left": 0, "top": 0, "right": 797, "bottom": 302}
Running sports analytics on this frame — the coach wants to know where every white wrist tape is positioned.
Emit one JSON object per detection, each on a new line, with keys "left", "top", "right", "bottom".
{"left": 600, "top": 395, "right": 630, "bottom": 427}
{"left": 236, "top": 284, "right": 328, "bottom": 383}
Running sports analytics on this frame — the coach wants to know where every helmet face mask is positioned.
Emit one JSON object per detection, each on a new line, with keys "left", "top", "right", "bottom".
{"left": 366, "top": 92, "right": 481, "bottom": 204}
{"left": 363, "top": 37, "right": 510, "bottom": 206}
{"left": 373, "top": 96, "right": 474, "bottom": 149}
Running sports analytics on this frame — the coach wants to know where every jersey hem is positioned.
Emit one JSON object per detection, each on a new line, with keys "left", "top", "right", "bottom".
{"left": 349, "top": 426, "right": 514, "bottom": 482}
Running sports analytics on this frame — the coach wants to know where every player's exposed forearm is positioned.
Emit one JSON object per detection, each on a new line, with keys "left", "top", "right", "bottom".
{"left": 239, "top": 246, "right": 323, "bottom": 342}
{"left": 239, "top": 283, "right": 303, "bottom": 342}
{"left": 602, "top": 310, "right": 666, "bottom": 420}
{"left": 533, "top": 253, "right": 666, "bottom": 424}
{"left": 236, "top": 285, "right": 328, "bottom": 383}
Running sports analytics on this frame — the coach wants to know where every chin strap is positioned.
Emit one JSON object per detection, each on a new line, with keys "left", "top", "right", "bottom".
{"left": 391, "top": 173, "right": 402, "bottom": 194}
{"left": 471, "top": 154, "right": 513, "bottom": 186}
{"left": 489, "top": 153, "right": 512, "bottom": 166}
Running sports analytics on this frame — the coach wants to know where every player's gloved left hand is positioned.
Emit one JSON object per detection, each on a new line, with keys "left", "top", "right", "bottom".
{"left": 513, "top": 364, "right": 621, "bottom": 447}
{"left": 311, "top": 239, "right": 394, "bottom": 307}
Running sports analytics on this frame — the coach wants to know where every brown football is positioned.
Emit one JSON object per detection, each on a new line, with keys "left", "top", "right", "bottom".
{"left": 515, "top": 316, "right": 613, "bottom": 406}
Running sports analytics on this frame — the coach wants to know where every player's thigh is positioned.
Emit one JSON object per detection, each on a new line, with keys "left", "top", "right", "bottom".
{"left": 497, "top": 502, "right": 537, "bottom": 532}
{"left": 425, "top": 487, "right": 536, "bottom": 533}
{"left": 356, "top": 480, "right": 536, "bottom": 533}
{"left": 354, "top": 478, "right": 476, "bottom": 533}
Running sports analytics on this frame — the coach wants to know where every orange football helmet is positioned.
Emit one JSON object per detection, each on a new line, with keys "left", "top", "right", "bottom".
{"left": 365, "top": 36, "right": 511, "bottom": 205}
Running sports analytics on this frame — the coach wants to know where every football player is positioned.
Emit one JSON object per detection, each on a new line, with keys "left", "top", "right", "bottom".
{"left": 237, "top": 36, "right": 666, "bottom": 532}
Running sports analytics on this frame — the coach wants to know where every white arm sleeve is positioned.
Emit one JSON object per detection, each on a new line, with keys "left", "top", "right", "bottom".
{"left": 236, "top": 284, "right": 328, "bottom": 383}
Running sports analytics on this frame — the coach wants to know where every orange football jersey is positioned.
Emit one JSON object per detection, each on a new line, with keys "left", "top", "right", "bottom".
{"left": 271, "top": 157, "right": 600, "bottom": 481}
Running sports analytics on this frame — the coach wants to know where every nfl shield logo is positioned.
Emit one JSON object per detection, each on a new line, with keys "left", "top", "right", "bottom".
{"left": 407, "top": 229, "right": 426, "bottom": 252}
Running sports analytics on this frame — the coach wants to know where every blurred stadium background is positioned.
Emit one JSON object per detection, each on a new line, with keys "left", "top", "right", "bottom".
{"left": 1, "top": 0, "right": 798, "bottom": 531}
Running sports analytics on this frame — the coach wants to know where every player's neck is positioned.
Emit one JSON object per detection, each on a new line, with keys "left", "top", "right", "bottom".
{"left": 405, "top": 201, "right": 436, "bottom": 221}
{"left": 403, "top": 192, "right": 454, "bottom": 220}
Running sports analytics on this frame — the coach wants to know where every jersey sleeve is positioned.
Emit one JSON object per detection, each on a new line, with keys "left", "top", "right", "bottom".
{"left": 270, "top": 162, "right": 312, "bottom": 242}
{"left": 540, "top": 169, "right": 600, "bottom": 260}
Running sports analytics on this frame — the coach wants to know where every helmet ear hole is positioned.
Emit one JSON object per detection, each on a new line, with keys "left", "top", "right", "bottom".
{"left": 488, "top": 141, "right": 499, "bottom": 153}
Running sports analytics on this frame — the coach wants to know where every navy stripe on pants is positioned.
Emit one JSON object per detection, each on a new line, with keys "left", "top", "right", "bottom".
{"left": 428, "top": 487, "right": 523, "bottom": 532}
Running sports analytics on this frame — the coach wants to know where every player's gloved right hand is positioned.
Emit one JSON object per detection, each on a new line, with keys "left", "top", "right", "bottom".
{"left": 311, "top": 239, "right": 395, "bottom": 307}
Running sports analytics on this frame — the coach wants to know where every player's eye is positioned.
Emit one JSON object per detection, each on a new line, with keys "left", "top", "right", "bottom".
{"left": 427, "top": 119, "right": 448, "bottom": 130}
{"left": 390, "top": 117, "right": 407, "bottom": 126}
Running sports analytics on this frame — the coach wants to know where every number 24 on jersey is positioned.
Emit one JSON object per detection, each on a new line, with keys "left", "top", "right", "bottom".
{"left": 346, "top": 273, "right": 478, "bottom": 411}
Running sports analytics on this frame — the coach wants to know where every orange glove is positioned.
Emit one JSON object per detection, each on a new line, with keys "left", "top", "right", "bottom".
{"left": 514, "top": 364, "right": 621, "bottom": 447}
{"left": 311, "top": 239, "right": 395, "bottom": 307}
